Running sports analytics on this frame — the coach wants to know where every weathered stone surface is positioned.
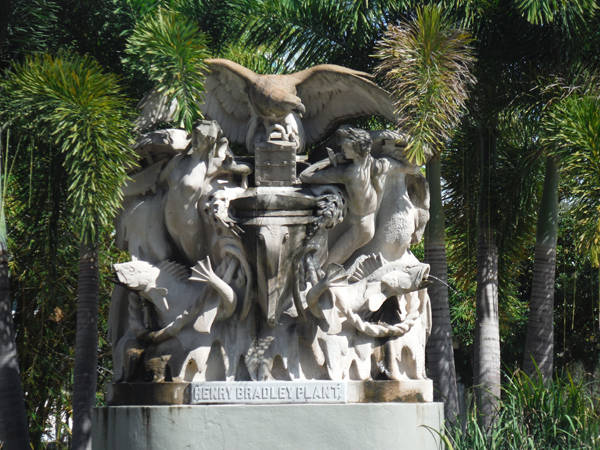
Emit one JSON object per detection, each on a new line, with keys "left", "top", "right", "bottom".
{"left": 347, "top": 380, "right": 433, "bottom": 403}
{"left": 93, "top": 403, "right": 443, "bottom": 450}
{"left": 136, "top": 59, "right": 398, "bottom": 155}
{"left": 107, "top": 380, "right": 433, "bottom": 406}
{"left": 191, "top": 381, "right": 346, "bottom": 404}
{"left": 110, "top": 59, "right": 433, "bottom": 396}
{"left": 108, "top": 383, "right": 191, "bottom": 406}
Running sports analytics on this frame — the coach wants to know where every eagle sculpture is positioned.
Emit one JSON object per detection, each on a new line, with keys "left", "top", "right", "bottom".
{"left": 136, "top": 59, "right": 398, "bottom": 153}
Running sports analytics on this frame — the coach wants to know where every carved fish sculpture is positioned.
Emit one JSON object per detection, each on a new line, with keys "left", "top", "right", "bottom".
{"left": 305, "top": 253, "right": 431, "bottom": 337}
{"left": 113, "top": 258, "right": 236, "bottom": 337}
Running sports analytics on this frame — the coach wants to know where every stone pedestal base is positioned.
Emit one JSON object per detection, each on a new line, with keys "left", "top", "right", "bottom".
{"left": 93, "top": 403, "right": 444, "bottom": 450}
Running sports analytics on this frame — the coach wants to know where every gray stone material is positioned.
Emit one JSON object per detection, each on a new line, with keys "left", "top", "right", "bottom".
{"left": 191, "top": 381, "right": 346, "bottom": 404}
{"left": 93, "top": 403, "right": 444, "bottom": 450}
{"left": 106, "top": 380, "right": 433, "bottom": 406}
{"left": 111, "top": 59, "right": 434, "bottom": 390}
{"left": 136, "top": 59, "right": 399, "bottom": 154}
{"left": 102, "top": 57, "right": 444, "bottom": 447}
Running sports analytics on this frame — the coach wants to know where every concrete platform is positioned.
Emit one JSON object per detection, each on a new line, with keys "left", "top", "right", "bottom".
{"left": 93, "top": 403, "right": 444, "bottom": 450}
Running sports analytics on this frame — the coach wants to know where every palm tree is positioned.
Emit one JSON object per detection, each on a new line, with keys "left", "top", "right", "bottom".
{"left": 443, "top": 108, "right": 546, "bottom": 399}
{"left": 531, "top": 88, "right": 600, "bottom": 379}
{"left": 377, "top": 6, "right": 475, "bottom": 421}
{"left": 438, "top": 0, "right": 598, "bottom": 426}
{"left": 515, "top": 4, "right": 600, "bottom": 380}
{"left": 523, "top": 155, "right": 559, "bottom": 379}
{"left": 2, "top": 52, "right": 134, "bottom": 450}
{"left": 521, "top": 68, "right": 600, "bottom": 384}
{"left": 241, "top": 0, "right": 396, "bottom": 72}
{"left": 2, "top": 7, "right": 210, "bottom": 447}
{"left": 374, "top": 5, "right": 476, "bottom": 423}
{"left": 0, "top": 127, "right": 30, "bottom": 450}
{"left": 473, "top": 123, "right": 501, "bottom": 427}
{"left": 6, "top": 134, "right": 84, "bottom": 447}
{"left": 124, "top": 6, "right": 210, "bottom": 132}
{"left": 556, "top": 92, "right": 600, "bottom": 252}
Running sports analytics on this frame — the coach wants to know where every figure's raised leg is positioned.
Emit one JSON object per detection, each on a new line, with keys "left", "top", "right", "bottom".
{"left": 326, "top": 213, "right": 375, "bottom": 267}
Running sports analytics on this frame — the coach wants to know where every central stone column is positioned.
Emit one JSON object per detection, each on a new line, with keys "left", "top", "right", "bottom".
{"left": 231, "top": 187, "right": 317, "bottom": 327}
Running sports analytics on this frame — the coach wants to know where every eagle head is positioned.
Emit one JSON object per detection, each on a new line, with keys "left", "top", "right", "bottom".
{"left": 249, "top": 76, "right": 305, "bottom": 120}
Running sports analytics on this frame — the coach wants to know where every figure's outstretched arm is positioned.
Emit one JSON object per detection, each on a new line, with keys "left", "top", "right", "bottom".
{"left": 147, "top": 303, "right": 200, "bottom": 344}
{"left": 385, "top": 155, "right": 421, "bottom": 174}
{"left": 300, "top": 159, "right": 347, "bottom": 184}
{"left": 147, "top": 258, "right": 238, "bottom": 344}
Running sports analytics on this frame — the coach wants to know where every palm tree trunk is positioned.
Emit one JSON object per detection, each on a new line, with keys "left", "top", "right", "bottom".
{"left": 0, "top": 129, "right": 30, "bottom": 449}
{"left": 425, "top": 157, "right": 460, "bottom": 424}
{"left": 474, "top": 129, "right": 500, "bottom": 430}
{"left": 0, "top": 247, "right": 30, "bottom": 450}
{"left": 523, "top": 156, "right": 558, "bottom": 380}
{"left": 72, "top": 239, "right": 100, "bottom": 450}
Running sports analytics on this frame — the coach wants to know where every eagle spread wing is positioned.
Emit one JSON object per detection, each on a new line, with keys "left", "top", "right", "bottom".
{"left": 135, "top": 59, "right": 254, "bottom": 142}
{"left": 135, "top": 58, "right": 399, "bottom": 147}
{"left": 292, "top": 65, "right": 398, "bottom": 144}
{"left": 135, "top": 87, "right": 178, "bottom": 131}
{"left": 200, "top": 59, "right": 256, "bottom": 144}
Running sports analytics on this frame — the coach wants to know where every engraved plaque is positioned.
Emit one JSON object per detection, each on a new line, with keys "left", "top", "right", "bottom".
{"left": 190, "top": 381, "right": 347, "bottom": 404}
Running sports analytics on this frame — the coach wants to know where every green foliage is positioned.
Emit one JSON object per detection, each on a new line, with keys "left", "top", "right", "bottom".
{"left": 543, "top": 85, "right": 600, "bottom": 266}
{"left": 124, "top": 7, "right": 210, "bottom": 131}
{"left": 220, "top": 42, "right": 286, "bottom": 75}
{"left": 122, "top": 0, "right": 164, "bottom": 23}
{"left": 174, "top": 0, "right": 246, "bottom": 56}
{"left": 515, "top": 0, "right": 597, "bottom": 26}
{"left": 241, "top": 0, "right": 397, "bottom": 72}
{"left": 0, "top": 0, "right": 59, "bottom": 69}
{"left": 374, "top": 5, "right": 476, "bottom": 164}
{"left": 444, "top": 113, "right": 543, "bottom": 367}
{"left": 447, "top": 370, "right": 600, "bottom": 449}
{"left": 121, "top": 0, "right": 245, "bottom": 58}
{"left": 51, "top": 0, "right": 136, "bottom": 76}
{"left": 554, "top": 208, "right": 600, "bottom": 373}
{"left": 1, "top": 52, "right": 135, "bottom": 243}
{"left": 4, "top": 131, "right": 125, "bottom": 448}
{"left": 8, "top": 139, "right": 79, "bottom": 447}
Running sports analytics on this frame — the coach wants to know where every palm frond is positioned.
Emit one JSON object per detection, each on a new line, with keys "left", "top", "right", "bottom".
{"left": 0, "top": 0, "right": 59, "bottom": 68}
{"left": 2, "top": 52, "right": 135, "bottom": 242}
{"left": 543, "top": 86, "right": 600, "bottom": 265}
{"left": 124, "top": 7, "right": 210, "bottom": 131}
{"left": 515, "top": 0, "right": 597, "bottom": 26}
{"left": 241, "top": 0, "right": 394, "bottom": 72}
{"left": 174, "top": 0, "right": 246, "bottom": 56}
{"left": 374, "top": 5, "right": 476, "bottom": 164}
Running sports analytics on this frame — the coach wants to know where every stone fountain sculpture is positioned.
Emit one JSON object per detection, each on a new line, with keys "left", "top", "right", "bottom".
{"left": 108, "top": 59, "right": 433, "bottom": 404}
